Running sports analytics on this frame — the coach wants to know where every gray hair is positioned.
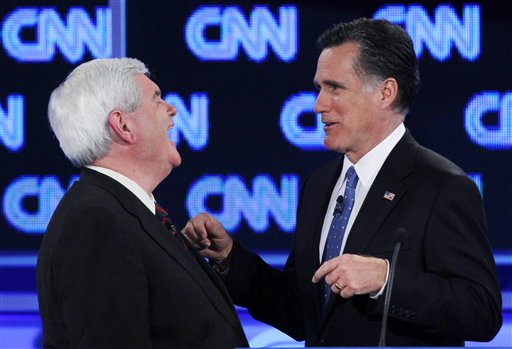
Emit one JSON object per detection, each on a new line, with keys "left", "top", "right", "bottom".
{"left": 48, "top": 58, "right": 149, "bottom": 167}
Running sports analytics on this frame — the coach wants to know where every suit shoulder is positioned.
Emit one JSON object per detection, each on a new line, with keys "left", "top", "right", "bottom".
{"left": 414, "top": 145, "right": 467, "bottom": 178}
{"left": 43, "top": 181, "right": 128, "bottom": 244}
{"left": 406, "top": 145, "right": 483, "bottom": 200}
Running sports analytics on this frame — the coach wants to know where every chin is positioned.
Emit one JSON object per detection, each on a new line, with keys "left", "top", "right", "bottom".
{"left": 323, "top": 138, "right": 336, "bottom": 151}
{"left": 169, "top": 153, "right": 182, "bottom": 168}
{"left": 324, "top": 140, "right": 345, "bottom": 154}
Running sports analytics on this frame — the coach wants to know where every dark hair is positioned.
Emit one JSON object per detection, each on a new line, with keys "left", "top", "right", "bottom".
{"left": 317, "top": 18, "right": 420, "bottom": 114}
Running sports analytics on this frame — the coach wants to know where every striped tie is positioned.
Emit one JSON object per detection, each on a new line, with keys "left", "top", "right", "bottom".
{"left": 154, "top": 202, "right": 177, "bottom": 235}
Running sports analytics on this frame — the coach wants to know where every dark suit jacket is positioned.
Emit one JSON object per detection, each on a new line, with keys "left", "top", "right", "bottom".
{"left": 225, "top": 130, "right": 502, "bottom": 346}
{"left": 37, "top": 168, "right": 248, "bottom": 349}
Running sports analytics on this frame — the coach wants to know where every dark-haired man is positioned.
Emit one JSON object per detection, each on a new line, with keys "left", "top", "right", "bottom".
{"left": 183, "top": 18, "right": 502, "bottom": 346}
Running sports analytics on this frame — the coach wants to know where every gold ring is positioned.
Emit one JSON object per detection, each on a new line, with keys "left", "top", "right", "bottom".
{"left": 334, "top": 283, "right": 342, "bottom": 291}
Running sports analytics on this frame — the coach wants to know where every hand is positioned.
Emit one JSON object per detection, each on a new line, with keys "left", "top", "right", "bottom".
{"left": 181, "top": 213, "right": 233, "bottom": 266}
{"left": 311, "top": 254, "right": 387, "bottom": 298}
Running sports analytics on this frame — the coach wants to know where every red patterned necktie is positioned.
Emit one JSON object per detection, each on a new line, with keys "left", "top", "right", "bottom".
{"left": 155, "top": 202, "right": 189, "bottom": 251}
{"left": 154, "top": 202, "right": 177, "bottom": 235}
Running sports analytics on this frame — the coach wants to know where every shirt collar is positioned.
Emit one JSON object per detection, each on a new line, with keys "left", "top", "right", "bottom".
{"left": 86, "top": 165, "right": 156, "bottom": 214}
{"left": 343, "top": 123, "right": 405, "bottom": 188}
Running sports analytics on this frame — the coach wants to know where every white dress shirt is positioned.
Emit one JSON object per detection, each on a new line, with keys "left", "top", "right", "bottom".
{"left": 318, "top": 124, "right": 405, "bottom": 297}
{"left": 86, "top": 165, "right": 156, "bottom": 214}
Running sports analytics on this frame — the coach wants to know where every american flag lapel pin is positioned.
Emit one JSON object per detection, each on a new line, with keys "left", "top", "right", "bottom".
{"left": 383, "top": 191, "right": 395, "bottom": 201}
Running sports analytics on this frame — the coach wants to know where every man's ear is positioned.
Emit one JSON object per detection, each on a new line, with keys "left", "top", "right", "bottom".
{"left": 108, "top": 109, "right": 136, "bottom": 144}
{"left": 380, "top": 78, "right": 399, "bottom": 109}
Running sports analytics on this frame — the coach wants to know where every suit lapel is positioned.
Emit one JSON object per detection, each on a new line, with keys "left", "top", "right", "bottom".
{"left": 308, "top": 157, "right": 344, "bottom": 274}
{"left": 137, "top": 214, "right": 242, "bottom": 327}
{"left": 344, "top": 130, "right": 416, "bottom": 254}
{"left": 78, "top": 169, "right": 241, "bottom": 328}
{"left": 303, "top": 157, "right": 344, "bottom": 325}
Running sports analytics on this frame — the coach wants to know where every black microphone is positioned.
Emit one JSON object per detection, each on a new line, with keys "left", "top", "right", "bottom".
{"left": 378, "top": 228, "right": 408, "bottom": 347}
{"left": 333, "top": 195, "right": 344, "bottom": 216}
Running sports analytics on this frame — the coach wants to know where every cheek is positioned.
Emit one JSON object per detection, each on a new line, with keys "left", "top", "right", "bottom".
{"left": 331, "top": 98, "right": 347, "bottom": 117}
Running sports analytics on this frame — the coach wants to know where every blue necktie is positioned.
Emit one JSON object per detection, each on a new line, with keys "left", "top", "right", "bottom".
{"left": 321, "top": 166, "right": 359, "bottom": 306}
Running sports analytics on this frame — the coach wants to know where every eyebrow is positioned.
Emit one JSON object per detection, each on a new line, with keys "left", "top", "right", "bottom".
{"left": 313, "top": 79, "right": 345, "bottom": 90}
{"left": 325, "top": 80, "right": 345, "bottom": 89}
{"left": 153, "top": 89, "right": 161, "bottom": 99}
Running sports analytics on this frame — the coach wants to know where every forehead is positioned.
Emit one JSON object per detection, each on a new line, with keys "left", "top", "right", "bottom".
{"left": 314, "top": 42, "right": 360, "bottom": 81}
{"left": 134, "top": 74, "right": 159, "bottom": 96}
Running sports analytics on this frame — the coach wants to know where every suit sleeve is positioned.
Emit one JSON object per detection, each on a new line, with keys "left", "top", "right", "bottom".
{"left": 224, "top": 239, "right": 306, "bottom": 341}
{"left": 52, "top": 207, "right": 152, "bottom": 348}
{"left": 390, "top": 174, "right": 502, "bottom": 341}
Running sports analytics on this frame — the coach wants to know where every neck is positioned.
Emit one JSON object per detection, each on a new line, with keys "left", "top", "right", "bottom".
{"left": 347, "top": 119, "right": 403, "bottom": 163}
{"left": 92, "top": 157, "right": 164, "bottom": 195}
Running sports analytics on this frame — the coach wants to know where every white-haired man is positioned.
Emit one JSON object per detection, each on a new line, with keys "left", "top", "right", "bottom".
{"left": 37, "top": 58, "right": 248, "bottom": 349}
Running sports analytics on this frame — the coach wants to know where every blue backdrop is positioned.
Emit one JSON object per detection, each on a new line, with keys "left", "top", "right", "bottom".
{"left": 1, "top": 1, "right": 510, "bottom": 347}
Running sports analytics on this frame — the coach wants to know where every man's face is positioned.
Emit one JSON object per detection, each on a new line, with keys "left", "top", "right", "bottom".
{"left": 129, "top": 74, "right": 181, "bottom": 174}
{"left": 313, "top": 42, "right": 384, "bottom": 162}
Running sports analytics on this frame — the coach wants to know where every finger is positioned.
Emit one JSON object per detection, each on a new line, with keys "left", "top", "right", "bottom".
{"left": 311, "top": 261, "right": 337, "bottom": 283}
{"left": 181, "top": 221, "right": 201, "bottom": 241}
{"left": 182, "top": 233, "right": 209, "bottom": 250}
{"left": 181, "top": 218, "right": 211, "bottom": 249}
{"left": 190, "top": 214, "right": 210, "bottom": 239}
{"left": 339, "top": 286, "right": 353, "bottom": 299}
{"left": 197, "top": 238, "right": 211, "bottom": 249}
{"left": 182, "top": 232, "right": 211, "bottom": 250}
{"left": 324, "top": 272, "right": 340, "bottom": 286}
{"left": 205, "top": 217, "right": 226, "bottom": 239}
{"left": 180, "top": 221, "right": 197, "bottom": 240}
{"left": 331, "top": 282, "right": 343, "bottom": 294}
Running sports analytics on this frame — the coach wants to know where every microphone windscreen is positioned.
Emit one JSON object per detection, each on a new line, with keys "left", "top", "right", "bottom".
{"left": 395, "top": 228, "right": 408, "bottom": 246}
